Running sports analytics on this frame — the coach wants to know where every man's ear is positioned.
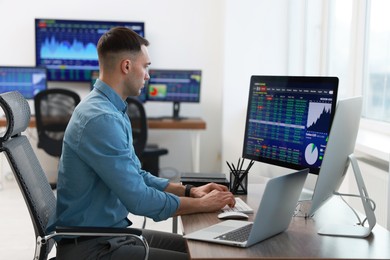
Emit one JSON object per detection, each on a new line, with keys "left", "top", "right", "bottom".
{"left": 121, "top": 59, "right": 131, "bottom": 73}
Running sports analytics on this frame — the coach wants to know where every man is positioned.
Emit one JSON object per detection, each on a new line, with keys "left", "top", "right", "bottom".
{"left": 48, "top": 27, "right": 235, "bottom": 259}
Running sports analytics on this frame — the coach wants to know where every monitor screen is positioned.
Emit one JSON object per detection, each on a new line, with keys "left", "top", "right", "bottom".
{"left": 242, "top": 75, "right": 339, "bottom": 174}
{"left": 0, "top": 66, "right": 47, "bottom": 99}
{"left": 35, "top": 18, "right": 145, "bottom": 82}
{"left": 147, "top": 69, "right": 201, "bottom": 103}
{"left": 146, "top": 69, "right": 202, "bottom": 119}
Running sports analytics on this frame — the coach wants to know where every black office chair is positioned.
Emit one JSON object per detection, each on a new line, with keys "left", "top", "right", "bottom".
{"left": 126, "top": 97, "right": 168, "bottom": 177}
{"left": 0, "top": 91, "right": 149, "bottom": 260}
{"left": 34, "top": 88, "right": 81, "bottom": 188}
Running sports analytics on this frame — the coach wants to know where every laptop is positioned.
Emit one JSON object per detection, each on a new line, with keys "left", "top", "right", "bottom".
{"left": 184, "top": 168, "right": 309, "bottom": 247}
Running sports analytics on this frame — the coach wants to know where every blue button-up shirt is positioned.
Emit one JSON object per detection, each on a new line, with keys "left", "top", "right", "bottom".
{"left": 47, "top": 80, "right": 180, "bottom": 231}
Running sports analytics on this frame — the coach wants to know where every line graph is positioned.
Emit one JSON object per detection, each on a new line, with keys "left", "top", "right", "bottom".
{"left": 40, "top": 37, "right": 97, "bottom": 60}
{"left": 307, "top": 102, "right": 332, "bottom": 133}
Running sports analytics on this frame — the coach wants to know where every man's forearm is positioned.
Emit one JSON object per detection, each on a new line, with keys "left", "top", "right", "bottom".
{"left": 164, "top": 182, "right": 187, "bottom": 197}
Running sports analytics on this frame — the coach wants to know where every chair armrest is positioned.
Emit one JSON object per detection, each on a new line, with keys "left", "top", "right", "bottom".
{"left": 55, "top": 226, "right": 142, "bottom": 236}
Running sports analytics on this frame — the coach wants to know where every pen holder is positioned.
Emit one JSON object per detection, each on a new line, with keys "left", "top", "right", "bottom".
{"left": 229, "top": 170, "right": 248, "bottom": 195}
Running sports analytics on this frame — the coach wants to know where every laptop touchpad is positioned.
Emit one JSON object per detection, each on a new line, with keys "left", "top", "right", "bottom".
{"left": 205, "top": 225, "right": 234, "bottom": 233}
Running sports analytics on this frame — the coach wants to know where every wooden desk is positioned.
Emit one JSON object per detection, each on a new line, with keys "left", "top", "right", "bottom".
{"left": 0, "top": 116, "right": 37, "bottom": 128}
{"left": 148, "top": 118, "right": 206, "bottom": 130}
{"left": 180, "top": 183, "right": 390, "bottom": 259}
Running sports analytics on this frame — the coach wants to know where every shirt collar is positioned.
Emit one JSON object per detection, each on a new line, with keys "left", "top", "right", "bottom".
{"left": 94, "top": 79, "right": 127, "bottom": 113}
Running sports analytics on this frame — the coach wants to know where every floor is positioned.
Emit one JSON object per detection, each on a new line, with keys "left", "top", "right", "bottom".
{"left": 0, "top": 172, "right": 178, "bottom": 260}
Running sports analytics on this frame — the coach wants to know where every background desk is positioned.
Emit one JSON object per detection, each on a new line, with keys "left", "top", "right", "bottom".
{"left": 0, "top": 117, "right": 206, "bottom": 172}
{"left": 180, "top": 183, "right": 390, "bottom": 260}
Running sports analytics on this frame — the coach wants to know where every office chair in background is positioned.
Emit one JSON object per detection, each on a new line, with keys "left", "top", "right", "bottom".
{"left": 0, "top": 91, "right": 149, "bottom": 260}
{"left": 34, "top": 88, "right": 81, "bottom": 189}
{"left": 126, "top": 97, "right": 168, "bottom": 177}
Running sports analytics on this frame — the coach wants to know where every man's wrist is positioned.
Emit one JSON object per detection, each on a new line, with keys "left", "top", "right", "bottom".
{"left": 185, "top": 184, "right": 194, "bottom": 197}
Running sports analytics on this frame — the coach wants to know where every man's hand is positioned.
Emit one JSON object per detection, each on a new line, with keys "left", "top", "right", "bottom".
{"left": 175, "top": 188, "right": 236, "bottom": 216}
{"left": 198, "top": 189, "right": 236, "bottom": 212}
{"left": 191, "top": 182, "right": 229, "bottom": 198}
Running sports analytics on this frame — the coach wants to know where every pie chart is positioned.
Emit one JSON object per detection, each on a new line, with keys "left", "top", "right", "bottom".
{"left": 305, "top": 143, "right": 318, "bottom": 165}
{"left": 149, "top": 86, "right": 158, "bottom": 96}
{"left": 148, "top": 84, "right": 167, "bottom": 98}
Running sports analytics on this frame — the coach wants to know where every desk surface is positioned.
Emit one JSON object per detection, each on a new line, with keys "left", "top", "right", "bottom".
{"left": 147, "top": 117, "right": 206, "bottom": 130}
{"left": 0, "top": 116, "right": 206, "bottom": 130}
{"left": 180, "top": 183, "right": 390, "bottom": 260}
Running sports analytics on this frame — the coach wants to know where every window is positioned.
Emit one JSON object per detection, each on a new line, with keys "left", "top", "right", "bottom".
{"left": 329, "top": 0, "right": 390, "bottom": 124}
{"left": 328, "top": 0, "right": 353, "bottom": 99}
{"left": 364, "top": 0, "right": 390, "bottom": 123}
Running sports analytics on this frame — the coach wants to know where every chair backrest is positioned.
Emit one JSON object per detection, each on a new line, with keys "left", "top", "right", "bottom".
{"left": 126, "top": 97, "right": 148, "bottom": 158}
{"left": 0, "top": 91, "right": 56, "bottom": 259}
{"left": 34, "top": 88, "right": 81, "bottom": 157}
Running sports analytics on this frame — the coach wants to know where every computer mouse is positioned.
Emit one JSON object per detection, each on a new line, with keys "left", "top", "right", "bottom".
{"left": 217, "top": 211, "right": 249, "bottom": 220}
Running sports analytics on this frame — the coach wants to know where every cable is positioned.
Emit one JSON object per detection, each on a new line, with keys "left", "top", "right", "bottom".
{"left": 337, "top": 193, "right": 363, "bottom": 225}
{"left": 293, "top": 201, "right": 310, "bottom": 219}
{"left": 333, "top": 191, "right": 376, "bottom": 227}
{"left": 333, "top": 191, "right": 376, "bottom": 211}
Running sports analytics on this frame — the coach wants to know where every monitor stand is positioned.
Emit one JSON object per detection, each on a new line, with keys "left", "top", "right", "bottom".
{"left": 317, "top": 154, "right": 376, "bottom": 238}
{"left": 172, "top": 102, "right": 187, "bottom": 120}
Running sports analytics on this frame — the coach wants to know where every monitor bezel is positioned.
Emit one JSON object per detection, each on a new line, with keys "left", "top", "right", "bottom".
{"left": 34, "top": 18, "right": 145, "bottom": 82}
{"left": 242, "top": 75, "right": 339, "bottom": 175}
{"left": 0, "top": 66, "right": 48, "bottom": 100}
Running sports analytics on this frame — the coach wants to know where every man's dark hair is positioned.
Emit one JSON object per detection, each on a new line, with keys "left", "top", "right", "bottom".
{"left": 97, "top": 26, "right": 149, "bottom": 58}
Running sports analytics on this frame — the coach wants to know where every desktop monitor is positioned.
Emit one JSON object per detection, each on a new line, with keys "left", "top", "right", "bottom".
{"left": 308, "top": 97, "right": 363, "bottom": 217}
{"left": 0, "top": 66, "right": 47, "bottom": 99}
{"left": 35, "top": 18, "right": 145, "bottom": 82}
{"left": 146, "top": 69, "right": 202, "bottom": 119}
{"left": 242, "top": 75, "right": 339, "bottom": 175}
{"left": 308, "top": 97, "right": 375, "bottom": 237}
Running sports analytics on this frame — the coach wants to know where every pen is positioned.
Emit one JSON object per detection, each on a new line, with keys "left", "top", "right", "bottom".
{"left": 239, "top": 157, "right": 245, "bottom": 173}
{"left": 231, "top": 161, "right": 240, "bottom": 192}
{"left": 237, "top": 158, "right": 246, "bottom": 191}
{"left": 226, "top": 161, "right": 234, "bottom": 173}
{"left": 226, "top": 161, "right": 238, "bottom": 192}
{"left": 234, "top": 160, "right": 254, "bottom": 192}
{"left": 227, "top": 160, "right": 242, "bottom": 193}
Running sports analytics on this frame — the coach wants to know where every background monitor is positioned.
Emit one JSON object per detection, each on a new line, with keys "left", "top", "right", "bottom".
{"left": 0, "top": 66, "right": 47, "bottom": 99}
{"left": 146, "top": 69, "right": 202, "bottom": 119}
{"left": 242, "top": 75, "right": 339, "bottom": 175}
{"left": 35, "top": 18, "right": 145, "bottom": 82}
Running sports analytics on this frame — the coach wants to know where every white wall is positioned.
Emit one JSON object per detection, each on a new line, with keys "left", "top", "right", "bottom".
{"left": 222, "top": 0, "right": 295, "bottom": 183}
{"left": 0, "top": 0, "right": 225, "bottom": 175}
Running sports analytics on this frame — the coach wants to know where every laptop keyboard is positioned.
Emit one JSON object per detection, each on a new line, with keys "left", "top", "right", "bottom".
{"left": 214, "top": 223, "right": 253, "bottom": 242}
{"left": 221, "top": 197, "right": 254, "bottom": 214}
